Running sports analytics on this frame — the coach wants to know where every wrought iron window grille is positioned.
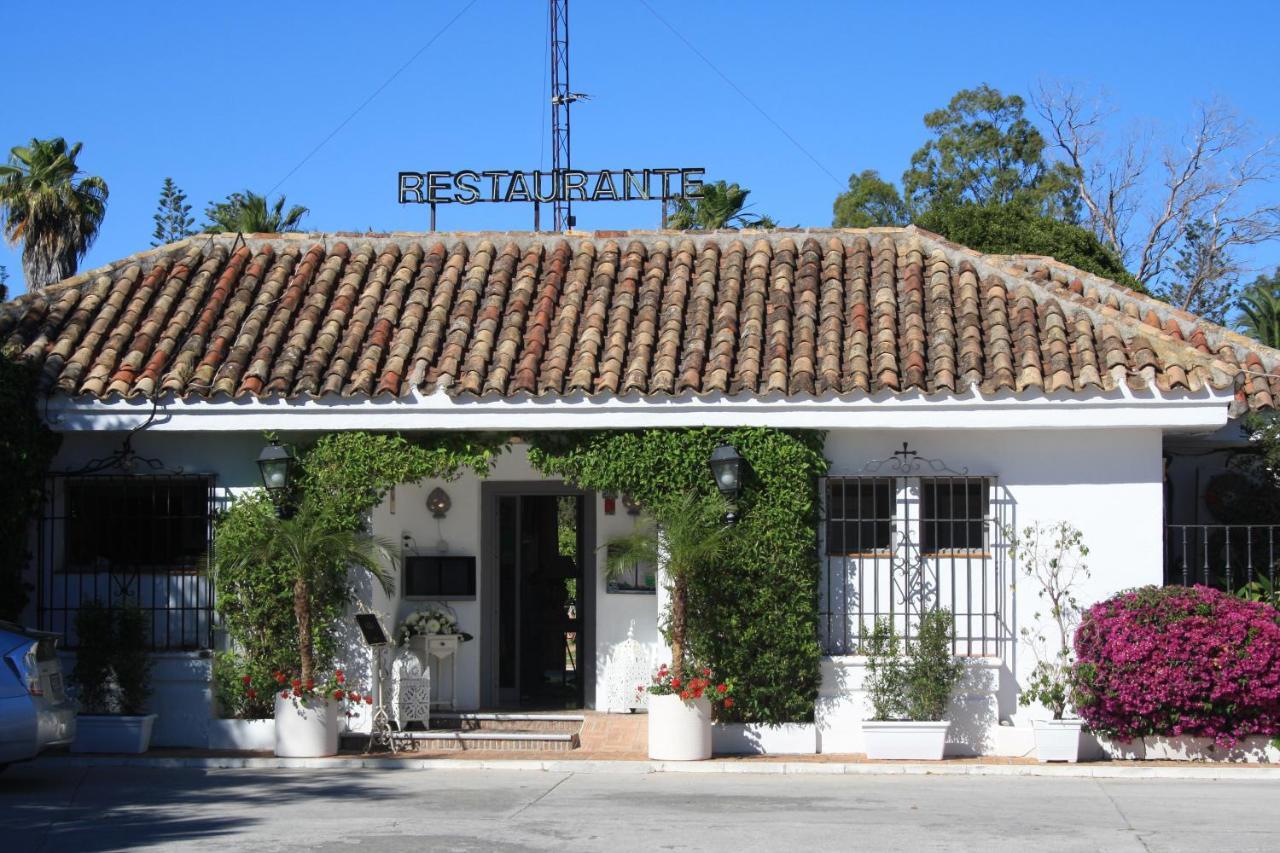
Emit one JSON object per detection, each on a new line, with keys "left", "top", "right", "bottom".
{"left": 818, "top": 444, "right": 1012, "bottom": 660}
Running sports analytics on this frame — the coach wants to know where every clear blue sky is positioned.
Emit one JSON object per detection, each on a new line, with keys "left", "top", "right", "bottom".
{"left": 4, "top": 0, "right": 1279, "bottom": 297}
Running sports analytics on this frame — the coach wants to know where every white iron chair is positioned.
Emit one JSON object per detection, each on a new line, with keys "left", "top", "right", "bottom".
{"left": 391, "top": 649, "right": 432, "bottom": 731}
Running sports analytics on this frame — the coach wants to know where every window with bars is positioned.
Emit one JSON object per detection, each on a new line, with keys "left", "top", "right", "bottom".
{"left": 920, "top": 478, "right": 991, "bottom": 553}
{"left": 825, "top": 478, "right": 894, "bottom": 556}
{"left": 38, "top": 474, "right": 217, "bottom": 651}
{"left": 819, "top": 471, "right": 1008, "bottom": 658}
{"left": 65, "top": 477, "right": 210, "bottom": 574}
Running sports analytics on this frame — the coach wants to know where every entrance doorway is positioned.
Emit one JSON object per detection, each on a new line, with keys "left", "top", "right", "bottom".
{"left": 481, "top": 483, "right": 595, "bottom": 709}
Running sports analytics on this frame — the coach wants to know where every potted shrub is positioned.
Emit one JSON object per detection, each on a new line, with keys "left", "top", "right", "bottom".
{"left": 1010, "top": 522, "right": 1090, "bottom": 762}
{"left": 215, "top": 504, "right": 396, "bottom": 757}
{"left": 605, "top": 492, "right": 735, "bottom": 760}
{"left": 71, "top": 603, "right": 157, "bottom": 754}
{"left": 861, "top": 609, "right": 963, "bottom": 760}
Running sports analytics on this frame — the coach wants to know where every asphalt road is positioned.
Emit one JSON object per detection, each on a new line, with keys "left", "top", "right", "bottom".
{"left": 2, "top": 762, "right": 1278, "bottom": 852}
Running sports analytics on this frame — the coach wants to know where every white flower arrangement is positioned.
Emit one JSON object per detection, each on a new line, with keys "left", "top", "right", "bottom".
{"left": 395, "top": 604, "right": 461, "bottom": 646}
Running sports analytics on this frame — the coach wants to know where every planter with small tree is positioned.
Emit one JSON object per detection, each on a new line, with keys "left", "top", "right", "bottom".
{"left": 70, "top": 602, "right": 156, "bottom": 754}
{"left": 861, "top": 609, "right": 963, "bottom": 760}
{"left": 1009, "top": 522, "right": 1090, "bottom": 762}
{"left": 605, "top": 491, "right": 736, "bottom": 760}
{"left": 215, "top": 504, "right": 396, "bottom": 757}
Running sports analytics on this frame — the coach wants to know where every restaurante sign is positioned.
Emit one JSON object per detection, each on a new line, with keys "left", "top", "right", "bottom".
{"left": 397, "top": 168, "right": 705, "bottom": 205}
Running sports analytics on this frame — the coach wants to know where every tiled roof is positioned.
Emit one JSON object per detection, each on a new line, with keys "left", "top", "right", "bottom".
{"left": 2, "top": 227, "right": 1277, "bottom": 412}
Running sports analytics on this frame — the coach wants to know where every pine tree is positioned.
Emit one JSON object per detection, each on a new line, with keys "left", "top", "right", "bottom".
{"left": 151, "top": 177, "right": 195, "bottom": 246}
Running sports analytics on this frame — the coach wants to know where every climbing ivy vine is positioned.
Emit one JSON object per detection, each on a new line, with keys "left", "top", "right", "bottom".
{"left": 213, "top": 430, "right": 507, "bottom": 717}
{"left": 0, "top": 352, "right": 61, "bottom": 621}
{"left": 527, "top": 427, "right": 828, "bottom": 724}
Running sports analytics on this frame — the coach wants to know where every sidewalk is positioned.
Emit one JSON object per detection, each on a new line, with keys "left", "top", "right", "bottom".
{"left": 38, "top": 748, "right": 1280, "bottom": 780}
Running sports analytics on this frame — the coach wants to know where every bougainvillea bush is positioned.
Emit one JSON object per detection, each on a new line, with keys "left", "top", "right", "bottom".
{"left": 1072, "top": 586, "right": 1280, "bottom": 745}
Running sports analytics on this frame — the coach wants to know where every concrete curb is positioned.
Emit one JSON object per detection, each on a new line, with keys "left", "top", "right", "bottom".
{"left": 36, "top": 755, "right": 1280, "bottom": 780}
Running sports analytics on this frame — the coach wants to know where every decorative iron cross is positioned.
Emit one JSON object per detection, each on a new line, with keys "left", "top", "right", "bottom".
{"left": 892, "top": 442, "right": 918, "bottom": 465}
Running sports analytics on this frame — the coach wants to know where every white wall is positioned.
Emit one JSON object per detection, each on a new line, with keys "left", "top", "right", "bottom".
{"left": 35, "top": 424, "right": 1166, "bottom": 753}
{"left": 816, "top": 427, "right": 1165, "bottom": 754}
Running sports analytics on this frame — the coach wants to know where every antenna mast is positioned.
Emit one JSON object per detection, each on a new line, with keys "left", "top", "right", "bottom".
{"left": 549, "top": 0, "right": 575, "bottom": 230}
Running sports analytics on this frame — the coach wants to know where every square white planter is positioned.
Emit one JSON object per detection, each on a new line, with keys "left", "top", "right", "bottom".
{"left": 72, "top": 714, "right": 158, "bottom": 754}
{"left": 712, "top": 722, "right": 817, "bottom": 755}
{"left": 208, "top": 718, "right": 276, "bottom": 751}
{"left": 861, "top": 720, "right": 950, "bottom": 760}
{"left": 1032, "top": 719, "right": 1083, "bottom": 763}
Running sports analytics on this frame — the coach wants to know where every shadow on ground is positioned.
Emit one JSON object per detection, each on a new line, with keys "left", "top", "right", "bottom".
{"left": 0, "top": 763, "right": 413, "bottom": 853}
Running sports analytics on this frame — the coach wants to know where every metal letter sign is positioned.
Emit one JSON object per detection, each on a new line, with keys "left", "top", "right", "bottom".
{"left": 397, "top": 168, "right": 705, "bottom": 206}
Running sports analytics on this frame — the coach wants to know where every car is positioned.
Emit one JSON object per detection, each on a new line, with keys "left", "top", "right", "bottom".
{"left": 0, "top": 621, "right": 76, "bottom": 770}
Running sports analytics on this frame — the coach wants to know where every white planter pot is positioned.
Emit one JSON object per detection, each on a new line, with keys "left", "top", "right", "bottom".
{"left": 72, "top": 714, "right": 157, "bottom": 754}
{"left": 861, "top": 720, "right": 950, "bottom": 760}
{"left": 1033, "top": 719, "right": 1084, "bottom": 763}
{"left": 648, "top": 694, "right": 712, "bottom": 760}
{"left": 208, "top": 718, "right": 276, "bottom": 751}
{"left": 273, "top": 694, "right": 339, "bottom": 757}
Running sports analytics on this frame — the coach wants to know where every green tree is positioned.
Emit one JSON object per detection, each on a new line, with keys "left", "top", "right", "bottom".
{"left": 904, "top": 85, "right": 1077, "bottom": 219}
{"left": 0, "top": 138, "right": 109, "bottom": 292}
{"left": 1155, "top": 220, "right": 1240, "bottom": 324}
{"left": 668, "top": 180, "right": 775, "bottom": 230}
{"left": 205, "top": 190, "right": 308, "bottom": 234}
{"left": 915, "top": 204, "right": 1142, "bottom": 291}
{"left": 214, "top": 504, "right": 395, "bottom": 686}
{"left": 1238, "top": 268, "right": 1280, "bottom": 348}
{"left": 604, "top": 492, "right": 734, "bottom": 679}
{"left": 151, "top": 177, "right": 195, "bottom": 246}
{"left": 832, "top": 170, "right": 909, "bottom": 228}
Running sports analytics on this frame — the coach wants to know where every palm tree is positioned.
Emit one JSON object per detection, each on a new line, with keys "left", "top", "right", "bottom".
{"left": 666, "top": 180, "right": 776, "bottom": 230}
{"left": 205, "top": 190, "right": 308, "bottom": 234}
{"left": 1238, "top": 280, "right": 1280, "bottom": 348}
{"left": 0, "top": 138, "right": 108, "bottom": 292}
{"left": 215, "top": 506, "right": 396, "bottom": 686}
{"left": 604, "top": 492, "right": 734, "bottom": 678}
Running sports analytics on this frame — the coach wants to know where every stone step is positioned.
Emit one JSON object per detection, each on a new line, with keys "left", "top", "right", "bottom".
{"left": 429, "top": 712, "right": 585, "bottom": 734}
{"left": 341, "top": 729, "right": 579, "bottom": 752}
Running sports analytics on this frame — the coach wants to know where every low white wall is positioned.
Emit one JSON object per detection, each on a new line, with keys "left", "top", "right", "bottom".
{"left": 57, "top": 651, "right": 214, "bottom": 749}
{"left": 817, "top": 656, "right": 1021, "bottom": 756}
{"left": 713, "top": 722, "right": 817, "bottom": 755}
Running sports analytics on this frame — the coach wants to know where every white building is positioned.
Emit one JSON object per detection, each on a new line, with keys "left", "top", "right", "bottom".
{"left": 6, "top": 227, "right": 1274, "bottom": 756}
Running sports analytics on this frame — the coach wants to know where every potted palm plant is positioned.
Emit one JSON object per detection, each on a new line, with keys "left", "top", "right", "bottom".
{"left": 604, "top": 492, "right": 735, "bottom": 760}
{"left": 215, "top": 504, "right": 396, "bottom": 757}
{"left": 1010, "top": 522, "right": 1091, "bottom": 762}
{"left": 70, "top": 603, "right": 156, "bottom": 754}
{"left": 861, "top": 609, "right": 963, "bottom": 760}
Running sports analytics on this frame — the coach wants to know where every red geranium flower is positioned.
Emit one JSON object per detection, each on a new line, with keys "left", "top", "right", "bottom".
{"left": 670, "top": 678, "right": 681, "bottom": 689}
{"left": 333, "top": 689, "right": 345, "bottom": 700}
{"left": 274, "top": 671, "right": 285, "bottom": 683}
{"left": 247, "top": 688, "right": 257, "bottom": 699}
{"left": 280, "top": 690, "right": 290, "bottom": 699}
{"left": 241, "top": 675, "right": 252, "bottom": 686}
{"left": 336, "top": 670, "right": 345, "bottom": 684}
{"left": 717, "top": 683, "right": 728, "bottom": 694}
{"left": 365, "top": 695, "right": 374, "bottom": 704}
{"left": 724, "top": 697, "right": 734, "bottom": 708}
{"left": 291, "top": 678, "right": 301, "bottom": 688}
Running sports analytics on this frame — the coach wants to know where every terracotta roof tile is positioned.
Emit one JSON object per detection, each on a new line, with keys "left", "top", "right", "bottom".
{"left": 2, "top": 228, "right": 1275, "bottom": 412}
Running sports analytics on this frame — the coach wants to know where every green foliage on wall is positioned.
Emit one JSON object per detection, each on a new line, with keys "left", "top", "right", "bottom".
{"left": 213, "top": 431, "right": 506, "bottom": 717}
{"left": 527, "top": 427, "right": 828, "bottom": 724}
{"left": 0, "top": 353, "right": 61, "bottom": 621}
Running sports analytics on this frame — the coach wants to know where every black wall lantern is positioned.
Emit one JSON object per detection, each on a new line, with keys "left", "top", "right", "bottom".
{"left": 708, "top": 443, "right": 745, "bottom": 524}
{"left": 256, "top": 439, "right": 297, "bottom": 517}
